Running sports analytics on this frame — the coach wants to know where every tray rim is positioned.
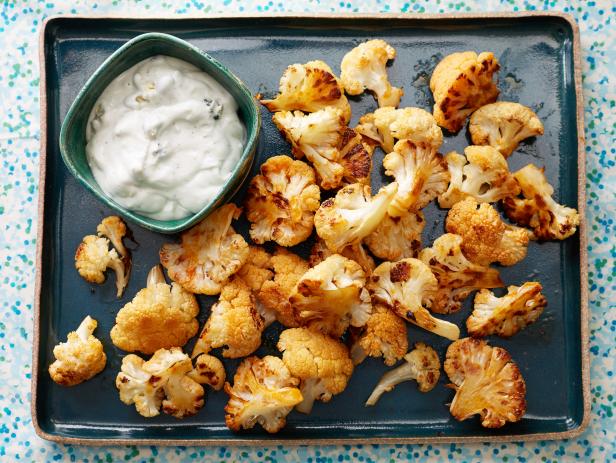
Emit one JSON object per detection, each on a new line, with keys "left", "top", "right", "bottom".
{"left": 32, "top": 10, "right": 589, "bottom": 446}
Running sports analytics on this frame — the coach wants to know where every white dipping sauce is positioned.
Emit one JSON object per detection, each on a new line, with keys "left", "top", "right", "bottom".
{"left": 86, "top": 55, "right": 246, "bottom": 221}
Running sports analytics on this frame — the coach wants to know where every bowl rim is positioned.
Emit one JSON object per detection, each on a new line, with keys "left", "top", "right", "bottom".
{"left": 59, "top": 31, "right": 260, "bottom": 234}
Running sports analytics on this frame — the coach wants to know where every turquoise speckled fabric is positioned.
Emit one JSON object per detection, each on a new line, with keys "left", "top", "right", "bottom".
{"left": 1, "top": 0, "right": 614, "bottom": 461}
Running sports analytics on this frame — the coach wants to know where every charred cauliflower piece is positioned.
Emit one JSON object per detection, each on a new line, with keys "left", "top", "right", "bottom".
{"left": 188, "top": 354, "right": 226, "bottom": 391}
{"left": 444, "top": 338, "right": 526, "bottom": 428}
{"left": 467, "top": 282, "right": 547, "bottom": 338}
{"left": 290, "top": 254, "right": 372, "bottom": 337}
{"left": 446, "top": 198, "right": 530, "bottom": 266}
{"left": 260, "top": 60, "right": 351, "bottom": 122}
{"left": 338, "top": 127, "right": 374, "bottom": 186}
{"left": 430, "top": 51, "right": 500, "bottom": 133}
{"left": 503, "top": 164, "right": 580, "bottom": 240}
{"left": 48, "top": 316, "right": 106, "bottom": 386}
{"left": 309, "top": 239, "right": 375, "bottom": 274}
{"left": 224, "top": 356, "right": 303, "bottom": 433}
{"left": 236, "top": 246, "right": 278, "bottom": 327}
{"left": 340, "top": 39, "right": 403, "bottom": 108}
{"left": 160, "top": 204, "right": 249, "bottom": 295}
{"left": 315, "top": 182, "right": 398, "bottom": 253}
{"left": 469, "top": 101, "right": 544, "bottom": 157}
{"left": 438, "top": 146, "right": 520, "bottom": 208}
{"left": 368, "top": 259, "right": 460, "bottom": 340}
{"left": 110, "top": 266, "right": 199, "bottom": 354}
{"left": 365, "top": 210, "right": 425, "bottom": 261}
{"left": 278, "top": 327, "right": 354, "bottom": 414}
{"left": 384, "top": 140, "right": 449, "bottom": 216}
{"left": 365, "top": 342, "right": 440, "bottom": 406}
{"left": 75, "top": 235, "right": 129, "bottom": 297}
{"left": 245, "top": 155, "right": 320, "bottom": 246}
{"left": 419, "top": 234, "right": 503, "bottom": 314}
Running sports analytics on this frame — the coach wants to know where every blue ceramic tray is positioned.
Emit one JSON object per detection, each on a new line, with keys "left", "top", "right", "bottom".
{"left": 33, "top": 13, "right": 588, "bottom": 445}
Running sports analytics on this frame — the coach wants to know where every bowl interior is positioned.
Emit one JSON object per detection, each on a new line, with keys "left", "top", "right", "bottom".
{"left": 59, "top": 33, "right": 260, "bottom": 234}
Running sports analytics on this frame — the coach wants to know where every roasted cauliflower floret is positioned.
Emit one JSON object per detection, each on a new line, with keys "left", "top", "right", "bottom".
{"left": 355, "top": 106, "right": 443, "bottom": 153}
{"left": 110, "top": 265, "right": 200, "bottom": 354}
{"left": 438, "top": 146, "right": 520, "bottom": 208}
{"left": 224, "top": 356, "right": 303, "bottom": 433}
{"left": 338, "top": 127, "right": 374, "bottom": 186}
{"left": 384, "top": 140, "right": 449, "bottom": 216}
{"left": 446, "top": 198, "right": 530, "bottom": 266}
{"left": 48, "top": 316, "right": 106, "bottom": 386}
{"left": 467, "top": 282, "right": 547, "bottom": 338}
{"left": 260, "top": 60, "right": 351, "bottom": 122}
{"left": 236, "top": 246, "right": 278, "bottom": 327}
{"left": 365, "top": 342, "right": 440, "bottom": 406}
{"left": 368, "top": 259, "right": 460, "bottom": 340}
{"left": 75, "top": 235, "right": 129, "bottom": 297}
{"left": 309, "top": 239, "right": 375, "bottom": 274}
{"left": 245, "top": 155, "right": 320, "bottom": 246}
{"left": 340, "top": 39, "right": 403, "bottom": 108}
{"left": 290, "top": 254, "right": 372, "bottom": 337}
{"left": 430, "top": 51, "right": 500, "bottom": 133}
{"left": 96, "top": 215, "right": 130, "bottom": 258}
{"left": 469, "top": 101, "right": 544, "bottom": 157}
{"left": 315, "top": 182, "right": 398, "bottom": 252}
{"left": 419, "top": 234, "right": 503, "bottom": 314}
{"left": 365, "top": 210, "right": 425, "bottom": 261}
{"left": 278, "top": 327, "right": 354, "bottom": 414}
{"left": 188, "top": 354, "right": 226, "bottom": 391}
{"left": 160, "top": 204, "right": 249, "bottom": 295}
{"left": 503, "top": 164, "right": 580, "bottom": 240}
{"left": 192, "top": 277, "right": 264, "bottom": 359}
{"left": 444, "top": 338, "right": 526, "bottom": 428}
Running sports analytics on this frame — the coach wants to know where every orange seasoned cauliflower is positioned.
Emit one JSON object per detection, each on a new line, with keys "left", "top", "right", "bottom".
{"left": 365, "top": 210, "right": 425, "bottom": 261}
{"left": 188, "top": 354, "right": 226, "bottom": 391}
{"left": 236, "top": 246, "right": 278, "bottom": 326}
{"left": 75, "top": 235, "right": 129, "bottom": 297}
{"left": 338, "top": 127, "right": 374, "bottom": 186}
{"left": 309, "top": 239, "right": 375, "bottom": 274}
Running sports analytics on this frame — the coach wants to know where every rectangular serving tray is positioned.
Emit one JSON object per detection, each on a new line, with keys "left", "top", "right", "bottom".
{"left": 33, "top": 12, "right": 589, "bottom": 445}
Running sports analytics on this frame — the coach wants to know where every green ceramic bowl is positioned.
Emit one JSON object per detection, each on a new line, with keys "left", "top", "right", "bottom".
{"left": 59, "top": 32, "right": 260, "bottom": 234}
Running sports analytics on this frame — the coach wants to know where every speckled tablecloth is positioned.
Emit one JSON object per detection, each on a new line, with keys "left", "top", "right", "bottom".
{"left": 1, "top": 1, "right": 614, "bottom": 462}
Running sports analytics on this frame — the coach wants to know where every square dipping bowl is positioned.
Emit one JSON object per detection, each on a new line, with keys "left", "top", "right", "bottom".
{"left": 59, "top": 32, "right": 260, "bottom": 234}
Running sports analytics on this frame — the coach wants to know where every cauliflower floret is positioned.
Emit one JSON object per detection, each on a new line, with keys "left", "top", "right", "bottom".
{"left": 260, "top": 60, "right": 351, "bottom": 122}
{"left": 75, "top": 235, "right": 129, "bottom": 297}
{"left": 290, "top": 254, "right": 372, "bottom": 337}
{"left": 245, "top": 155, "right": 320, "bottom": 246}
{"left": 467, "top": 282, "right": 547, "bottom": 338}
{"left": 96, "top": 215, "right": 130, "bottom": 259}
{"left": 110, "top": 265, "right": 200, "bottom": 354}
{"left": 48, "top": 316, "right": 106, "bottom": 386}
{"left": 315, "top": 182, "right": 398, "bottom": 252}
{"left": 368, "top": 259, "right": 460, "bottom": 340}
{"left": 236, "top": 246, "right": 278, "bottom": 327}
{"left": 430, "top": 51, "right": 500, "bottom": 133}
{"left": 340, "top": 39, "right": 403, "bottom": 108}
{"left": 384, "top": 140, "right": 449, "bottom": 216}
{"left": 469, "top": 101, "right": 544, "bottom": 157}
{"left": 365, "top": 342, "right": 440, "bottom": 406}
{"left": 419, "top": 234, "right": 503, "bottom": 314}
{"left": 446, "top": 197, "right": 530, "bottom": 266}
{"left": 224, "top": 356, "right": 303, "bottom": 433}
{"left": 444, "top": 338, "right": 526, "bottom": 428}
{"left": 355, "top": 106, "right": 443, "bottom": 153}
{"left": 278, "top": 327, "right": 354, "bottom": 414}
{"left": 503, "top": 164, "right": 580, "bottom": 240}
{"left": 438, "top": 146, "right": 520, "bottom": 208}
{"left": 160, "top": 204, "right": 249, "bottom": 295}
{"left": 309, "top": 239, "right": 375, "bottom": 274}
{"left": 188, "top": 354, "right": 226, "bottom": 391}
{"left": 364, "top": 210, "right": 425, "bottom": 261}
{"left": 339, "top": 127, "right": 374, "bottom": 186}
{"left": 192, "top": 277, "right": 264, "bottom": 359}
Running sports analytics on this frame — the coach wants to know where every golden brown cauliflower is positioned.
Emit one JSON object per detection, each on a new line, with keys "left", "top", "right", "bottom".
{"left": 419, "top": 233, "right": 503, "bottom": 314}
{"left": 245, "top": 155, "right": 320, "bottom": 246}
{"left": 340, "top": 39, "right": 403, "bottom": 108}
{"left": 260, "top": 60, "right": 351, "bottom": 122}
{"left": 430, "top": 51, "right": 500, "bottom": 133}
{"left": 438, "top": 146, "right": 520, "bottom": 208}
{"left": 235, "top": 246, "right": 278, "bottom": 326}
{"left": 224, "top": 356, "right": 303, "bottom": 433}
{"left": 110, "top": 266, "right": 200, "bottom": 354}
{"left": 503, "top": 164, "right": 580, "bottom": 240}
{"left": 338, "top": 127, "right": 374, "bottom": 186}
{"left": 309, "top": 239, "right": 375, "bottom": 275}
{"left": 355, "top": 106, "right": 443, "bottom": 153}
{"left": 48, "top": 316, "right": 106, "bottom": 386}
{"left": 364, "top": 210, "right": 425, "bottom": 261}
{"left": 160, "top": 204, "right": 249, "bottom": 295}
{"left": 278, "top": 327, "right": 354, "bottom": 414}
{"left": 96, "top": 215, "right": 130, "bottom": 259}
{"left": 469, "top": 101, "right": 544, "bottom": 157}
{"left": 467, "top": 282, "right": 547, "bottom": 338}
{"left": 188, "top": 354, "right": 226, "bottom": 391}
{"left": 75, "top": 235, "right": 129, "bottom": 297}
{"left": 384, "top": 140, "right": 449, "bottom": 216}
{"left": 192, "top": 277, "right": 264, "bottom": 359}
{"left": 444, "top": 338, "right": 526, "bottom": 428}
{"left": 365, "top": 342, "right": 440, "bottom": 406}
{"left": 446, "top": 197, "right": 530, "bottom": 266}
